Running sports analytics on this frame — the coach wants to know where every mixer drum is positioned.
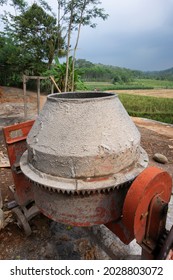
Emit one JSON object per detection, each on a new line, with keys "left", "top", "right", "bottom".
{"left": 20, "top": 92, "right": 148, "bottom": 225}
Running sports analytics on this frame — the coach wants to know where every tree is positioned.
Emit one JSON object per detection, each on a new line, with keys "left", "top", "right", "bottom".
{"left": 1, "top": 1, "right": 65, "bottom": 76}
{"left": 0, "top": 0, "right": 28, "bottom": 14}
{"left": 8, "top": 4, "right": 63, "bottom": 72}
{"left": 44, "top": 56, "right": 83, "bottom": 92}
{"left": 64, "top": 0, "right": 77, "bottom": 92}
{"left": 56, "top": 0, "right": 108, "bottom": 91}
{"left": 75, "top": 59, "right": 94, "bottom": 68}
{"left": 71, "top": 0, "right": 108, "bottom": 91}
{"left": 0, "top": 35, "right": 22, "bottom": 86}
{"left": 0, "top": 1, "right": 108, "bottom": 91}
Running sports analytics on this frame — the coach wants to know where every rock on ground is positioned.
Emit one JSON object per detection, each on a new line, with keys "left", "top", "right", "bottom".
{"left": 153, "top": 153, "right": 168, "bottom": 164}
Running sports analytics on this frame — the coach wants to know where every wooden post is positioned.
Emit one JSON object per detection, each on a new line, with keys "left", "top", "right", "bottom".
{"left": 23, "top": 76, "right": 54, "bottom": 117}
{"left": 37, "top": 77, "right": 40, "bottom": 114}
{"left": 23, "top": 75, "right": 27, "bottom": 119}
{"left": 51, "top": 82, "right": 54, "bottom": 94}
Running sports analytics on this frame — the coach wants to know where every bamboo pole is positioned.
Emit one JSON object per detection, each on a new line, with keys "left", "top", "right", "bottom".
{"left": 23, "top": 75, "right": 27, "bottom": 119}
{"left": 49, "top": 76, "right": 61, "bottom": 93}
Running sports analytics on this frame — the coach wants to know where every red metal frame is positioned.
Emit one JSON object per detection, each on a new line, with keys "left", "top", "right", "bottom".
{"left": 3, "top": 120, "right": 35, "bottom": 205}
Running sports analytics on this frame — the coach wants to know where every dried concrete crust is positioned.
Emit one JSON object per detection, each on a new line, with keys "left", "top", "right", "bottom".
{"left": 21, "top": 92, "right": 148, "bottom": 191}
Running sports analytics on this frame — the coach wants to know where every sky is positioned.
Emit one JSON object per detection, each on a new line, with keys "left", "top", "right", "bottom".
{"left": 1, "top": 0, "right": 173, "bottom": 71}
{"left": 74, "top": 0, "right": 173, "bottom": 71}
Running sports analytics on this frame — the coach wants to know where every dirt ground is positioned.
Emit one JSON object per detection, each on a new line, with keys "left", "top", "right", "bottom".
{"left": 0, "top": 86, "right": 173, "bottom": 260}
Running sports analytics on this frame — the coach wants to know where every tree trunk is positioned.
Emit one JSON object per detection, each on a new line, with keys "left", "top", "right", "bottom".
{"left": 57, "top": 0, "right": 61, "bottom": 54}
{"left": 71, "top": 1, "right": 86, "bottom": 91}
{"left": 72, "top": 21, "right": 82, "bottom": 91}
{"left": 65, "top": 1, "right": 74, "bottom": 92}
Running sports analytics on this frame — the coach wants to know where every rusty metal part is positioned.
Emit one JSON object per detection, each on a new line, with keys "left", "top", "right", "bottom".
{"left": 106, "top": 166, "right": 172, "bottom": 259}
{"left": 12, "top": 204, "right": 40, "bottom": 236}
{"left": 30, "top": 176, "right": 130, "bottom": 194}
{"left": 32, "top": 181, "right": 131, "bottom": 226}
{"left": 12, "top": 207, "right": 32, "bottom": 236}
{"left": 6, "top": 199, "right": 18, "bottom": 210}
{"left": 157, "top": 226, "right": 173, "bottom": 260}
{"left": 9, "top": 183, "right": 40, "bottom": 236}
{"left": 106, "top": 167, "right": 172, "bottom": 247}
{"left": 12, "top": 201, "right": 40, "bottom": 236}
{"left": 3, "top": 120, "right": 35, "bottom": 205}
{"left": 3, "top": 121, "right": 41, "bottom": 235}
{"left": 141, "top": 194, "right": 169, "bottom": 260}
{"left": 105, "top": 219, "right": 133, "bottom": 245}
{"left": 122, "top": 166, "right": 172, "bottom": 244}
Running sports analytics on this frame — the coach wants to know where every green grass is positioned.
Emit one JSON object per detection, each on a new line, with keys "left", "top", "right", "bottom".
{"left": 81, "top": 79, "right": 173, "bottom": 91}
{"left": 118, "top": 93, "right": 173, "bottom": 124}
{"left": 82, "top": 81, "right": 153, "bottom": 91}
{"left": 132, "top": 79, "right": 173, "bottom": 89}
{"left": 77, "top": 79, "right": 173, "bottom": 124}
{"left": 80, "top": 81, "right": 114, "bottom": 91}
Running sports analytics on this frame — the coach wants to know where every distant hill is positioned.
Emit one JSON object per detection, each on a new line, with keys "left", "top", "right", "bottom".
{"left": 145, "top": 67, "right": 173, "bottom": 80}
{"left": 76, "top": 59, "right": 173, "bottom": 82}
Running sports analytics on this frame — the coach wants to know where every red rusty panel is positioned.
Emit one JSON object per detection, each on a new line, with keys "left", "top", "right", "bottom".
{"left": 3, "top": 120, "right": 34, "bottom": 144}
{"left": 3, "top": 120, "right": 35, "bottom": 205}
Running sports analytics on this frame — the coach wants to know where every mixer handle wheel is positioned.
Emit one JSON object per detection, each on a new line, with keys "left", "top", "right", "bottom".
{"left": 122, "top": 166, "right": 172, "bottom": 244}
